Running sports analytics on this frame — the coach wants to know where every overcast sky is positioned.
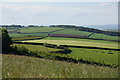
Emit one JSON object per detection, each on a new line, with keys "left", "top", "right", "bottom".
{"left": 0, "top": 2, "right": 118, "bottom": 25}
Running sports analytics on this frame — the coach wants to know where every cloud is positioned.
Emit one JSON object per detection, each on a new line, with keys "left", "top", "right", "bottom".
{"left": 100, "top": 3, "right": 110, "bottom": 6}
{"left": 1, "top": 2, "right": 118, "bottom": 25}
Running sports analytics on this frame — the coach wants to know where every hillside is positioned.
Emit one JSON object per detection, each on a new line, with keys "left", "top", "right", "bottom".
{"left": 84, "top": 24, "right": 118, "bottom": 30}
{"left": 2, "top": 54, "right": 118, "bottom": 78}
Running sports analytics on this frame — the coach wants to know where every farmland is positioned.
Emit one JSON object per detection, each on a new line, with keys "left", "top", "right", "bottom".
{"left": 51, "top": 29, "right": 92, "bottom": 37}
{"left": 2, "top": 25, "right": 119, "bottom": 78}
{"left": 9, "top": 33, "right": 48, "bottom": 38}
{"left": 12, "top": 43, "right": 118, "bottom": 66}
{"left": 2, "top": 54, "right": 118, "bottom": 78}
{"left": 69, "top": 48, "right": 118, "bottom": 65}
{"left": 90, "top": 33, "right": 119, "bottom": 41}
{"left": 13, "top": 44, "right": 61, "bottom": 52}
{"left": 21, "top": 37, "right": 118, "bottom": 49}
{"left": 7, "top": 26, "right": 119, "bottom": 41}
{"left": 20, "top": 27, "right": 64, "bottom": 33}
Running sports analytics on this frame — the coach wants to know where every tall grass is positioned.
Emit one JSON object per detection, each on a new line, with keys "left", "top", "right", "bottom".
{"left": 2, "top": 54, "right": 118, "bottom": 78}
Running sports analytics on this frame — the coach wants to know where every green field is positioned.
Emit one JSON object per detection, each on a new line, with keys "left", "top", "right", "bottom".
{"left": 12, "top": 36, "right": 42, "bottom": 41}
{"left": 8, "top": 27, "right": 119, "bottom": 41}
{"left": 21, "top": 37, "right": 118, "bottom": 49}
{"left": 9, "top": 33, "right": 48, "bottom": 38}
{"left": 13, "top": 43, "right": 118, "bottom": 66}
{"left": 20, "top": 27, "right": 64, "bottom": 33}
{"left": 51, "top": 29, "right": 92, "bottom": 37}
{"left": 43, "top": 37, "right": 118, "bottom": 44}
{"left": 2, "top": 54, "right": 118, "bottom": 78}
{"left": 90, "top": 33, "right": 119, "bottom": 41}
{"left": 13, "top": 44, "right": 61, "bottom": 52}
{"left": 69, "top": 48, "right": 118, "bottom": 65}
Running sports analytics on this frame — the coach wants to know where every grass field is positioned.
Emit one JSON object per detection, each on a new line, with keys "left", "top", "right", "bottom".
{"left": 9, "top": 33, "right": 48, "bottom": 38}
{"left": 21, "top": 37, "right": 118, "bottom": 49}
{"left": 13, "top": 44, "right": 61, "bottom": 52}
{"left": 20, "top": 27, "right": 64, "bottom": 33}
{"left": 69, "top": 48, "right": 118, "bottom": 65}
{"left": 13, "top": 43, "right": 118, "bottom": 66}
{"left": 51, "top": 29, "right": 92, "bottom": 37}
{"left": 12, "top": 36, "right": 42, "bottom": 41}
{"left": 2, "top": 54, "right": 118, "bottom": 78}
{"left": 90, "top": 33, "right": 119, "bottom": 41}
{"left": 43, "top": 37, "right": 118, "bottom": 44}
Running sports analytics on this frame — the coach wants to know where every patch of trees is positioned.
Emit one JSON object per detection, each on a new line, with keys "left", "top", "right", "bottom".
{"left": 1, "top": 28, "right": 12, "bottom": 53}
{"left": 1, "top": 24, "right": 24, "bottom": 28}
{"left": 50, "top": 25, "right": 120, "bottom": 36}
{"left": 28, "top": 25, "right": 38, "bottom": 27}
{"left": 50, "top": 47, "right": 72, "bottom": 54}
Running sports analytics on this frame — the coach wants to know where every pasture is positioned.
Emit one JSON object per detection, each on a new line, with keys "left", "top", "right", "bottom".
{"left": 51, "top": 29, "right": 92, "bottom": 37}
{"left": 13, "top": 44, "right": 61, "bottom": 52}
{"left": 90, "top": 33, "right": 119, "bottom": 41}
{"left": 20, "top": 27, "right": 64, "bottom": 33}
{"left": 69, "top": 48, "right": 118, "bottom": 65}
{"left": 2, "top": 54, "right": 118, "bottom": 78}
{"left": 7, "top": 27, "right": 119, "bottom": 42}
{"left": 9, "top": 33, "right": 48, "bottom": 38}
{"left": 13, "top": 43, "right": 119, "bottom": 66}
{"left": 21, "top": 37, "right": 118, "bottom": 49}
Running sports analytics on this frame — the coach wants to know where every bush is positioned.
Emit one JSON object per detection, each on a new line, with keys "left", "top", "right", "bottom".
{"left": 50, "top": 47, "right": 72, "bottom": 54}
{"left": 11, "top": 46, "right": 29, "bottom": 56}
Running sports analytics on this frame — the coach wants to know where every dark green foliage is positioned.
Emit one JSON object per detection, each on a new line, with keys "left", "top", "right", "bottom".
{"left": 43, "top": 43, "right": 57, "bottom": 48}
{"left": 50, "top": 47, "right": 72, "bottom": 54}
{"left": 2, "top": 24, "right": 23, "bottom": 28}
{"left": 11, "top": 46, "right": 29, "bottom": 56}
{"left": 2, "top": 28, "right": 12, "bottom": 53}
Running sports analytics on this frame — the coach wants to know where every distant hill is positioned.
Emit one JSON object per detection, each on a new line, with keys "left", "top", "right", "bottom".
{"left": 84, "top": 24, "right": 118, "bottom": 31}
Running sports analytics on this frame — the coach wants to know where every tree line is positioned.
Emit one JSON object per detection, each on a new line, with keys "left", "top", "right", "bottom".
{"left": 50, "top": 25, "right": 120, "bottom": 36}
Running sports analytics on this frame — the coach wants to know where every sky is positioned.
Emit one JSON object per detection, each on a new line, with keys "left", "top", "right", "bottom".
{"left": 0, "top": 2, "right": 118, "bottom": 26}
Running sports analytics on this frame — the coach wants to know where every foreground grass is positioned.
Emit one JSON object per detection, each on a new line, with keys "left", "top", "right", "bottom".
{"left": 2, "top": 54, "right": 118, "bottom": 78}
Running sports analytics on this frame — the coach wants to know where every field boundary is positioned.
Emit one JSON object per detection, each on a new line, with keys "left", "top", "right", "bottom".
{"left": 13, "top": 42, "right": 120, "bottom": 51}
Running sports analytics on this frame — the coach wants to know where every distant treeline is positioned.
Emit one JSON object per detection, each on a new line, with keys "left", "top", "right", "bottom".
{"left": 1, "top": 25, "right": 45, "bottom": 28}
{"left": 50, "top": 25, "right": 120, "bottom": 36}
{"left": 1, "top": 25, "right": 24, "bottom": 28}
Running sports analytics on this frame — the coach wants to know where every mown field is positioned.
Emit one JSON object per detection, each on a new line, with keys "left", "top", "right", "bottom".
{"left": 21, "top": 37, "right": 118, "bottom": 49}
{"left": 2, "top": 54, "right": 118, "bottom": 78}
{"left": 20, "top": 27, "right": 64, "bottom": 33}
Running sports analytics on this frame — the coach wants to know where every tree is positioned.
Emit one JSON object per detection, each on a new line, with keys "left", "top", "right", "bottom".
{"left": 1, "top": 28, "right": 12, "bottom": 53}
